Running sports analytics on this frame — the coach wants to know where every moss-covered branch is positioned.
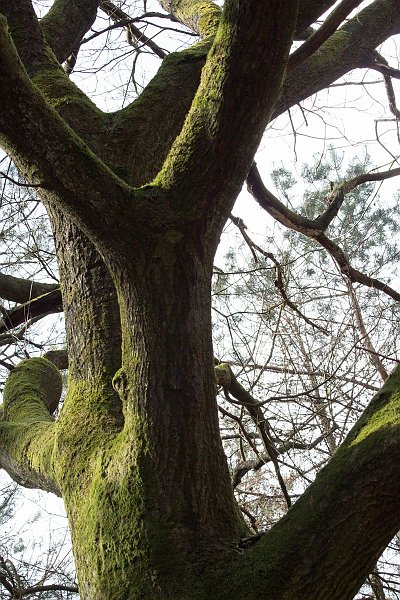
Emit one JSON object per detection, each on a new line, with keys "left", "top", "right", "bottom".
{"left": 40, "top": 0, "right": 99, "bottom": 64}
{"left": 158, "top": 0, "right": 221, "bottom": 37}
{"left": 108, "top": 43, "right": 210, "bottom": 184}
{"left": 115, "top": 0, "right": 400, "bottom": 181}
{"left": 0, "top": 358, "right": 62, "bottom": 495}
{"left": 153, "top": 1, "right": 298, "bottom": 231}
{"left": 0, "top": 15, "right": 159, "bottom": 245}
{"left": 0, "top": 1, "right": 106, "bottom": 141}
{"left": 275, "top": 0, "right": 400, "bottom": 117}
{"left": 223, "top": 366, "right": 400, "bottom": 600}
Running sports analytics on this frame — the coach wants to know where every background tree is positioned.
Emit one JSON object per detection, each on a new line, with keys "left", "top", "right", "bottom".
{"left": 0, "top": 477, "right": 78, "bottom": 599}
{"left": 0, "top": 1, "right": 400, "bottom": 599}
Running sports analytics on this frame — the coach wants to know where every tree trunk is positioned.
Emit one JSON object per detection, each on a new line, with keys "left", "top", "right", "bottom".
{"left": 50, "top": 222, "right": 245, "bottom": 599}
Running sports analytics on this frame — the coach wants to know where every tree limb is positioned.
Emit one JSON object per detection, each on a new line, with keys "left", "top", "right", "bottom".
{"left": 0, "top": 358, "right": 62, "bottom": 495}
{"left": 0, "top": 289, "right": 62, "bottom": 335}
{"left": 154, "top": 1, "right": 298, "bottom": 234}
{"left": 0, "top": 15, "right": 159, "bottom": 247}
{"left": 40, "top": 0, "right": 99, "bottom": 64}
{"left": 99, "top": 1, "right": 167, "bottom": 59}
{"left": 288, "top": 0, "right": 363, "bottom": 70}
{"left": 0, "top": 0, "right": 108, "bottom": 141}
{"left": 0, "top": 273, "right": 58, "bottom": 304}
{"left": 240, "top": 366, "right": 400, "bottom": 599}
{"left": 246, "top": 163, "right": 400, "bottom": 304}
{"left": 274, "top": 0, "right": 400, "bottom": 118}
{"left": 216, "top": 363, "right": 292, "bottom": 508}
{"left": 157, "top": 0, "right": 221, "bottom": 37}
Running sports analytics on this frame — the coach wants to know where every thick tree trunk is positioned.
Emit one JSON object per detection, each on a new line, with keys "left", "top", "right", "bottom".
{"left": 115, "top": 236, "right": 243, "bottom": 539}
{"left": 48, "top": 219, "right": 245, "bottom": 599}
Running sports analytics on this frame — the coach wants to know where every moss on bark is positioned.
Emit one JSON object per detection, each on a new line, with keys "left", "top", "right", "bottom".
{"left": 0, "top": 358, "right": 61, "bottom": 493}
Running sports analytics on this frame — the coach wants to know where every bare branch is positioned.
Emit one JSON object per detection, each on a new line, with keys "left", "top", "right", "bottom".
{"left": 346, "top": 280, "right": 389, "bottom": 382}
{"left": 0, "top": 289, "right": 62, "bottom": 335}
{"left": 99, "top": 1, "right": 167, "bottom": 59}
{"left": 232, "top": 427, "right": 338, "bottom": 488}
{"left": 246, "top": 163, "right": 400, "bottom": 304}
{"left": 229, "top": 214, "right": 328, "bottom": 334}
{"left": 216, "top": 363, "right": 292, "bottom": 508}
{"left": 288, "top": 0, "right": 363, "bottom": 70}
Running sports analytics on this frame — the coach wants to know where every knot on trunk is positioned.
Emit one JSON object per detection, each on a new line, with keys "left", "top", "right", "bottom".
{"left": 215, "top": 362, "right": 232, "bottom": 388}
{"left": 112, "top": 367, "right": 128, "bottom": 399}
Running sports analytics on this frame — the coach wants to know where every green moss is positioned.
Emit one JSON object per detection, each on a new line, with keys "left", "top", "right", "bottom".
{"left": 1, "top": 357, "right": 60, "bottom": 482}
{"left": 56, "top": 389, "right": 163, "bottom": 598}
{"left": 350, "top": 365, "right": 400, "bottom": 446}
{"left": 215, "top": 362, "right": 232, "bottom": 387}
{"left": 308, "top": 29, "right": 352, "bottom": 69}
{"left": 32, "top": 68, "right": 103, "bottom": 117}
{"left": 55, "top": 377, "right": 123, "bottom": 464}
{"left": 110, "top": 40, "right": 210, "bottom": 130}
{"left": 3, "top": 357, "right": 62, "bottom": 420}
{"left": 174, "top": 0, "right": 221, "bottom": 38}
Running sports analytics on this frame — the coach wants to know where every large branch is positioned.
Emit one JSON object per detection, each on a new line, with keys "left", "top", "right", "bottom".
{"left": 0, "top": 16, "right": 158, "bottom": 246}
{"left": 115, "top": 0, "right": 400, "bottom": 184}
{"left": 275, "top": 0, "right": 400, "bottom": 117}
{"left": 0, "top": 273, "right": 58, "bottom": 304}
{"left": 40, "top": 0, "right": 99, "bottom": 64}
{"left": 0, "top": 274, "right": 62, "bottom": 338}
{"left": 0, "top": 1, "right": 108, "bottom": 147}
{"left": 247, "top": 164, "right": 400, "bottom": 304}
{"left": 157, "top": 0, "right": 337, "bottom": 40}
{"left": 239, "top": 366, "right": 400, "bottom": 599}
{"left": 0, "top": 0, "right": 54, "bottom": 75}
{"left": 288, "top": 0, "right": 364, "bottom": 70}
{"left": 107, "top": 43, "right": 209, "bottom": 185}
{"left": 153, "top": 1, "right": 298, "bottom": 231}
{"left": 0, "top": 358, "right": 62, "bottom": 495}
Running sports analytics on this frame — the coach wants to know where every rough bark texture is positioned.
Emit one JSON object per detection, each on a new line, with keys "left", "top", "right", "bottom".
{"left": 0, "top": 1, "right": 400, "bottom": 599}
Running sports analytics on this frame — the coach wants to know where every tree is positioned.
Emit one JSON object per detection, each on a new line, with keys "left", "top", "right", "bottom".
{"left": 0, "top": 1, "right": 400, "bottom": 599}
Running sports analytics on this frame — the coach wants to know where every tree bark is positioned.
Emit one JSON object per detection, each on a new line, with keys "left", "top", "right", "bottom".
{"left": 58, "top": 242, "right": 247, "bottom": 598}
